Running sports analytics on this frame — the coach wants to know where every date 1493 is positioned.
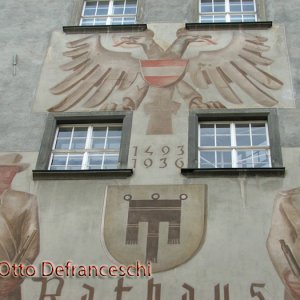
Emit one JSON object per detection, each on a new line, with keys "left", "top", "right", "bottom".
{"left": 131, "top": 145, "right": 185, "bottom": 169}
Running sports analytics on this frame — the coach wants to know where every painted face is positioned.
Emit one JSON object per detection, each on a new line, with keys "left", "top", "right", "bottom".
{"left": 0, "top": 166, "right": 19, "bottom": 190}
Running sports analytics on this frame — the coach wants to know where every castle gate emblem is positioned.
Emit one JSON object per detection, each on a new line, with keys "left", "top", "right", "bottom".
{"left": 102, "top": 185, "right": 207, "bottom": 273}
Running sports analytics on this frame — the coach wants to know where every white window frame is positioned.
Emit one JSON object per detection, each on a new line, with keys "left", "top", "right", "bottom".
{"left": 80, "top": 0, "right": 138, "bottom": 25}
{"left": 198, "top": 120, "right": 271, "bottom": 168}
{"left": 49, "top": 124, "right": 123, "bottom": 170}
{"left": 199, "top": 0, "right": 257, "bottom": 23}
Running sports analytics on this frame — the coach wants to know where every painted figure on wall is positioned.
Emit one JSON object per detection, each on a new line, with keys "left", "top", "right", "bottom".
{"left": 267, "top": 188, "right": 300, "bottom": 300}
{"left": 0, "top": 154, "right": 39, "bottom": 300}
{"left": 47, "top": 28, "right": 283, "bottom": 134}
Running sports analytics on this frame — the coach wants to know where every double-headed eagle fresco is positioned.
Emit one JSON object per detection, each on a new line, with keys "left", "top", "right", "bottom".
{"left": 49, "top": 28, "right": 283, "bottom": 134}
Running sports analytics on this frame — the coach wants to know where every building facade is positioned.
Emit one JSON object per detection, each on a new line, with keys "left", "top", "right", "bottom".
{"left": 0, "top": 0, "right": 300, "bottom": 299}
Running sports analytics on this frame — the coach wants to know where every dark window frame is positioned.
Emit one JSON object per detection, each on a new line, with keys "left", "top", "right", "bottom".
{"left": 33, "top": 112, "right": 133, "bottom": 180}
{"left": 182, "top": 109, "right": 285, "bottom": 177}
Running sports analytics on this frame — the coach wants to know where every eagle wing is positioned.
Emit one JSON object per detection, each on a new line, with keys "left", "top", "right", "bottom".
{"left": 49, "top": 35, "right": 148, "bottom": 112}
{"left": 186, "top": 32, "right": 283, "bottom": 106}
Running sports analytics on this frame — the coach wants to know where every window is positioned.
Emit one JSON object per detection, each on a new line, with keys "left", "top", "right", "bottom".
{"left": 183, "top": 109, "right": 285, "bottom": 176}
{"left": 199, "top": 0, "right": 257, "bottom": 23}
{"left": 49, "top": 124, "right": 122, "bottom": 170}
{"left": 198, "top": 121, "right": 270, "bottom": 168}
{"left": 33, "top": 112, "right": 133, "bottom": 179}
{"left": 80, "top": 0, "right": 138, "bottom": 25}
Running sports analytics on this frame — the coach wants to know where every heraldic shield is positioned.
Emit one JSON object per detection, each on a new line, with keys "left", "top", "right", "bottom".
{"left": 102, "top": 184, "right": 207, "bottom": 273}
{"left": 140, "top": 59, "right": 188, "bottom": 88}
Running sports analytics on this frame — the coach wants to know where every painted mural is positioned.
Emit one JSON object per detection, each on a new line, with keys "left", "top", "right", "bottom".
{"left": 102, "top": 185, "right": 207, "bottom": 273}
{"left": 268, "top": 188, "right": 300, "bottom": 300}
{"left": 4, "top": 22, "right": 298, "bottom": 299}
{"left": 0, "top": 154, "right": 39, "bottom": 300}
{"left": 34, "top": 23, "right": 294, "bottom": 135}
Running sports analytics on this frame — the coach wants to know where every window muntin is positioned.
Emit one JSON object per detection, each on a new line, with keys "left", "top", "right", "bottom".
{"left": 49, "top": 124, "right": 122, "bottom": 170}
{"left": 198, "top": 121, "right": 271, "bottom": 168}
{"left": 80, "top": 0, "right": 137, "bottom": 25}
{"left": 199, "top": 0, "right": 257, "bottom": 23}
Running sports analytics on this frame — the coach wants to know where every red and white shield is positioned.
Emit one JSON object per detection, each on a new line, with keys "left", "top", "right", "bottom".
{"left": 140, "top": 59, "right": 188, "bottom": 87}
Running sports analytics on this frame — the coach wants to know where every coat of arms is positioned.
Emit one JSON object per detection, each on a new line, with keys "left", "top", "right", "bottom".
{"left": 102, "top": 184, "right": 207, "bottom": 273}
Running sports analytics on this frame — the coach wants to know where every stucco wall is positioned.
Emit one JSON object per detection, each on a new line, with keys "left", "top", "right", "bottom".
{"left": 1, "top": 1, "right": 300, "bottom": 299}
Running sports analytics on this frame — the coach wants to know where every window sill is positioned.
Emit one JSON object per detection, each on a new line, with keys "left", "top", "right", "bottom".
{"left": 32, "top": 169, "right": 133, "bottom": 180}
{"left": 186, "top": 21, "right": 272, "bottom": 31}
{"left": 181, "top": 167, "right": 285, "bottom": 177}
{"left": 63, "top": 24, "right": 147, "bottom": 34}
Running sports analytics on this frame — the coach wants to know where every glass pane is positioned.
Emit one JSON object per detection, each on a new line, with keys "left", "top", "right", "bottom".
{"left": 103, "top": 155, "right": 119, "bottom": 169}
{"left": 236, "top": 135, "right": 251, "bottom": 146}
{"left": 123, "top": 17, "right": 136, "bottom": 24}
{"left": 73, "top": 127, "right": 88, "bottom": 137}
{"left": 253, "top": 150, "right": 270, "bottom": 167}
{"left": 214, "top": 0, "right": 225, "bottom": 12}
{"left": 201, "top": 0, "right": 213, "bottom": 12}
{"left": 84, "top": 2, "right": 97, "bottom": 15}
{"left": 200, "top": 135, "right": 215, "bottom": 146}
{"left": 237, "top": 150, "right": 253, "bottom": 168}
{"left": 92, "top": 138, "right": 105, "bottom": 149}
{"left": 68, "top": 155, "right": 83, "bottom": 166}
{"left": 124, "top": 7, "right": 136, "bottom": 14}
{"left": 251, "top": 123, "right": 266, "bottom": 135}
{"left": 55, "top": 138, "right": 70, "bottom": 150}
{"left": 214, "top": 15, "right": 226, "bottom": 22}
{"left": 216, "top": 135, "right": 231, "bottom": 146}
{"left": 96, "top": 1, "right": 109, "bottom": 15}
{"left": 84, "top": 8, "right": 96, "bottom": 16}
{"left": 50, "top": 166, "right": 65, "bottom": 170}
{"left": 236, "top": 123, "right": 250, "bottom": 135}
{"left": 199, "top": 151, "right": 215, "bottom": 168}
{"left": 216, "top": 124, "right": 230, "bottom": 135}
{"left": 88, "top": 155, "right": 103, "bottom": 169}
{"left": 113, "top": 0, "right": 125, "bottom": 14}
{"left": 108, "top": 127, "right": 122, "bottom": 137}
{"left": 106, "top": 137, "right": 121, "bottom": 149}
{"left": 216, "top": 151, "right": 232, "bottom": 168}
{"left": 66, "top": 166, "right": 82, "bottom": 170}
{"left": 243, "top": 14, "right": 256, "bottom": 21}
{"left": 57, "top": 128, "right": 72, "bottom": 138}
{"left": 200, "top": 16, "right": 214, "bottom": 23}
{"left": 252, "top": 135, "right": 267, "bottom": 146}
{"left": 51, "top": 155, "right": 67, "bottom": 166}
{"left": 85, "top": 1, "right": 97, "bottom": 8}
{"left": 71, "top": 138, "right": 86, "bottom": 149}
{"left": 230, "top": 15, "right": 243, "bottom": 22}
{"left": 94, "top": 18, "right": 107, "bottom": 24}
{"left": 230, "top": 0, "right": 242, "bottom": 12}
{"left": 201, "top": 4, "right": 213, "bottom": 12}
{"left": 96, "top": 8, "right": 109, "bottom": 16}
{"left": 124, "top": 0, "right": 137, "bottom": 14}
{"left": 242, "top": 0, "right": 255, "bottom": 11}
{"left": 93, "top": 127, "right": 107, "bottom": 137}
{"left": 200, "top": 124, "right": 214, "bottom": 135}
{"left": 81, "top": 18, "right": 95, "bottom": 25}
{"left": 112, "top": 17, "right": 123, "bottom": 24}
